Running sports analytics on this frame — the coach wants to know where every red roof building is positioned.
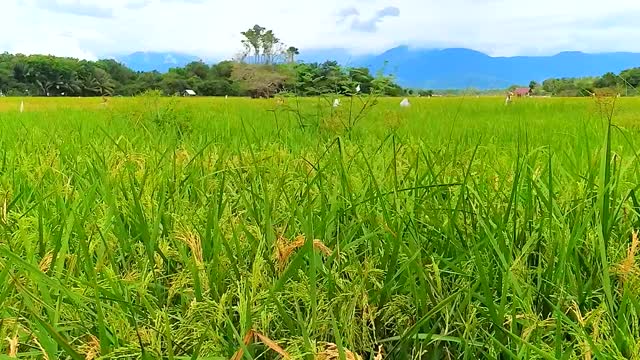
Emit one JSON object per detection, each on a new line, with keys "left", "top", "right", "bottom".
{"left": 513, "top": 87, "right": 531, "bottom": 97}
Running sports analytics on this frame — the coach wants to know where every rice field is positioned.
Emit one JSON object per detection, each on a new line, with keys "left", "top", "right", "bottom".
{"left": 1, "top": 94, "right": 640, "bottom": 359}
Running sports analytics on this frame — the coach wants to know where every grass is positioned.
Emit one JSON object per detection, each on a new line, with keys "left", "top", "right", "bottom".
{"left": 1, "top": 94, "right": 640, "bottom": 359}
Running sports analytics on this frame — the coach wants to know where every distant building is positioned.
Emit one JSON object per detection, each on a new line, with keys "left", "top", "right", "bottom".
{"left": 513, "top": 87, "right": 530, "bottom": 97}
{"left": 183, "top": 89, "right": 197, "bottom": 97}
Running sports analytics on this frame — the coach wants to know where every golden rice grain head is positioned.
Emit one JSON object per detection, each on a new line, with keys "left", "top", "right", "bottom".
{"left": 315, "top": 343, "right": 363, "bottom": 360}
{"left": 7, "top": 335, "right": 18, "bottom": 357}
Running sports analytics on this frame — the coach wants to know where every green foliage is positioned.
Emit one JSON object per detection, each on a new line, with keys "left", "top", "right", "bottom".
{"left": 417, "top": 89, "right": 434, "bottom": 97}
{"left": 594, "top": 72, "right": 618, "bottom": 88}
{"left": 541, "top": 67, "right": 640, "bottom": 97}
{"left": 137, "top": 89, "right": 193, "bottom": 137}
{"left": 292, "top": 61, "right": 403, "bottom": 97}
{"left": 0, "top": 22, "right": 405, "bottom": 98}
{"left": 0, "top": 52, "right": 405, "bottom": 98}
{"left": 620, "top": 68, "right": 640, "bottom": 87}
{"left": 231, "top": 63, "right": 294, "bottom": 98}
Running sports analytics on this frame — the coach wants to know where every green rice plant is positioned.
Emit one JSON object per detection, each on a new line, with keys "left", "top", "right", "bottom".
{"left": 0, "top": 96, "right": 640, "bottom": 359}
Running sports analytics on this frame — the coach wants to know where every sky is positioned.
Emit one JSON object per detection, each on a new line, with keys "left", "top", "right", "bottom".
{"left": 3, "top": 0, "right": 640, "bottom": 61}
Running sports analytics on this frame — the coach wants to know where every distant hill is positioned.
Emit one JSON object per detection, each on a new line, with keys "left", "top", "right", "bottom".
{"left": 116, "top": 52, "right": 201, "bottom": 73}
{"left": 114, "top": 48, "right": 640, "bottom": 89}
{"left": 297, "top": 48, "right": 367, "bottom": 66}
{"left": 114, "top": 49, "right": 362, "bottom": 72}
{"left": 360, "top": 47, "right": 640, "bottom": 89}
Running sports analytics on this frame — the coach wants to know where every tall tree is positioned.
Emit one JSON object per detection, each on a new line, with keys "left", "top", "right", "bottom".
{"left": 239, "top": 25, "right": 291, "bottom": 65}
{"left": 241, "top": 25, "right": 265, "bottom": 64}
{"left": 185, "top": 61, "right": 210, "bottom": 80}
{"left": 261, "top": 30, "right": 280, "bottom": 64}
{"left": 286, "top": 47, "right": 299, "bottom": 63}
{"left": 594, "top": 72, "right": 619, "bottom": 88}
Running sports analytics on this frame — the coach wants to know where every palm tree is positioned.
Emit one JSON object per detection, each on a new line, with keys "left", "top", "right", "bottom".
{"left": 34, "top": 75, "right": 55, "bottom": 96}
{"left": 12, "top": 63, "right": 30, "bottom": 82}
{"left": 58, "top": 76, "right": 82, "bottom": 96}
{"left": 94, "top": 69, "right": 115, "bottom": 95}
{"left": 286, "top": 47, "right": 300, "bottom": 63}
{"left": 82, "top": 68, "right": 115, "bottom": 96}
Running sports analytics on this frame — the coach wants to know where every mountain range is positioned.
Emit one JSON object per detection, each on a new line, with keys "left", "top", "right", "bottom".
{"left": 116, "top": 52, "right": 201, "bottom": 73}
{"left": 116, "top": 47, "right": 640, "bottom": 89}
{"left": 358, "top": 47, "right": 640, "bottom": 89}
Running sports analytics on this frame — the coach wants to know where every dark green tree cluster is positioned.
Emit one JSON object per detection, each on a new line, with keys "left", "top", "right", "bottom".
{"left": 0, "top": 52, "right": 242, "bottom": 97}
{"left": 0, "top": 53, "right": 126, "bottom": 96}
{"left": 292, "top": 61, "right": 404, "bottom": 96}
{"left": 157, "top": 61, "right": 239, "bottom": 96}
{"left": 0, "top": 52, "right": 406, "bottom": 98}
{"left": 540, "top": 68, "right": 640, "bottom": 96}
{"left": 0, "top": 24, "right": 411, "bottom": 98}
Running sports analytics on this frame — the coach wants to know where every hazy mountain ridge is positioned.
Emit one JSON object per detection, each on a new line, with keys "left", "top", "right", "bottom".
{"left": 116, "top": 52, "right": 201, "bottom": 73}
{"left": 359, "top": 47, "right": 640, "bottom": 89}
{"left": 116, "top": 48, "right": 640, "bottom": 89}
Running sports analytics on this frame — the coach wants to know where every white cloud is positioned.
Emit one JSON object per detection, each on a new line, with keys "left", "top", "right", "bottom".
{"left": 350, "top": 6, "right": 400, "bottom": 32}
{"left": 31, "top": 0, "right": 114, "bottom": 17}
{"left": 5, "top": 0, "right": 640, "bottom": 60}
{"left": 11, "top": 34, "right": 98, "bottom": 60}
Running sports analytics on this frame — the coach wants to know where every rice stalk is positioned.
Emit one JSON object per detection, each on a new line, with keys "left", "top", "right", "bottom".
{"left": 315, "top": 342, "right": 363, "bottom": 360}
{"left": 6, "top": 335, "right": 18, "bottom": 358}
{"left": 276, "top": 235, "right": 332, "bottom": 270}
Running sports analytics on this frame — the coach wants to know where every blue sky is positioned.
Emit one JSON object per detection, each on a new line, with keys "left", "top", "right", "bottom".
{"left": 4, "top": 0, "right": 640, "bottom": 60}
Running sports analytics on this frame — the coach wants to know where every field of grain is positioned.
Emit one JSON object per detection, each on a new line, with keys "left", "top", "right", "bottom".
{"left": 1, "top": 94, "right": 640, "bottom": 359}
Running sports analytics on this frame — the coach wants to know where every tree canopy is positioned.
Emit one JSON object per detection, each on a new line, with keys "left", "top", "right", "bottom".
{"left": 3, "top": 22, "right": 640, "bottom": 99}
{"left": 0, "top": 26, "right": 408, "bottom": 98}
{"left": 0, "top": 52, "right": 407, "bottom": 98}
{"left": 535, "top": 68, "right": 640, "bottom": 97}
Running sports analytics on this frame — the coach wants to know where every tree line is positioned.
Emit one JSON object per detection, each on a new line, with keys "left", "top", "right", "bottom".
{"left": 5, "top": 22, "right": 638, "bottom": 98}
{"left": 0, "top": 53, "right": 408, "bottom": 98}
{"left": 0, "top": 25, "right": 408, "bottom": 98}
{"left": 529, "top": 68, "right": 640, "bottom": 97}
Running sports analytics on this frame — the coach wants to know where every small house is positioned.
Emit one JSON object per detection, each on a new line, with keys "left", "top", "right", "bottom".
{"left": 183, "top": 89, "right": 197, "bottom": 97}
{"left": 513, "top": 87, "right": 530, "bottom": 97}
